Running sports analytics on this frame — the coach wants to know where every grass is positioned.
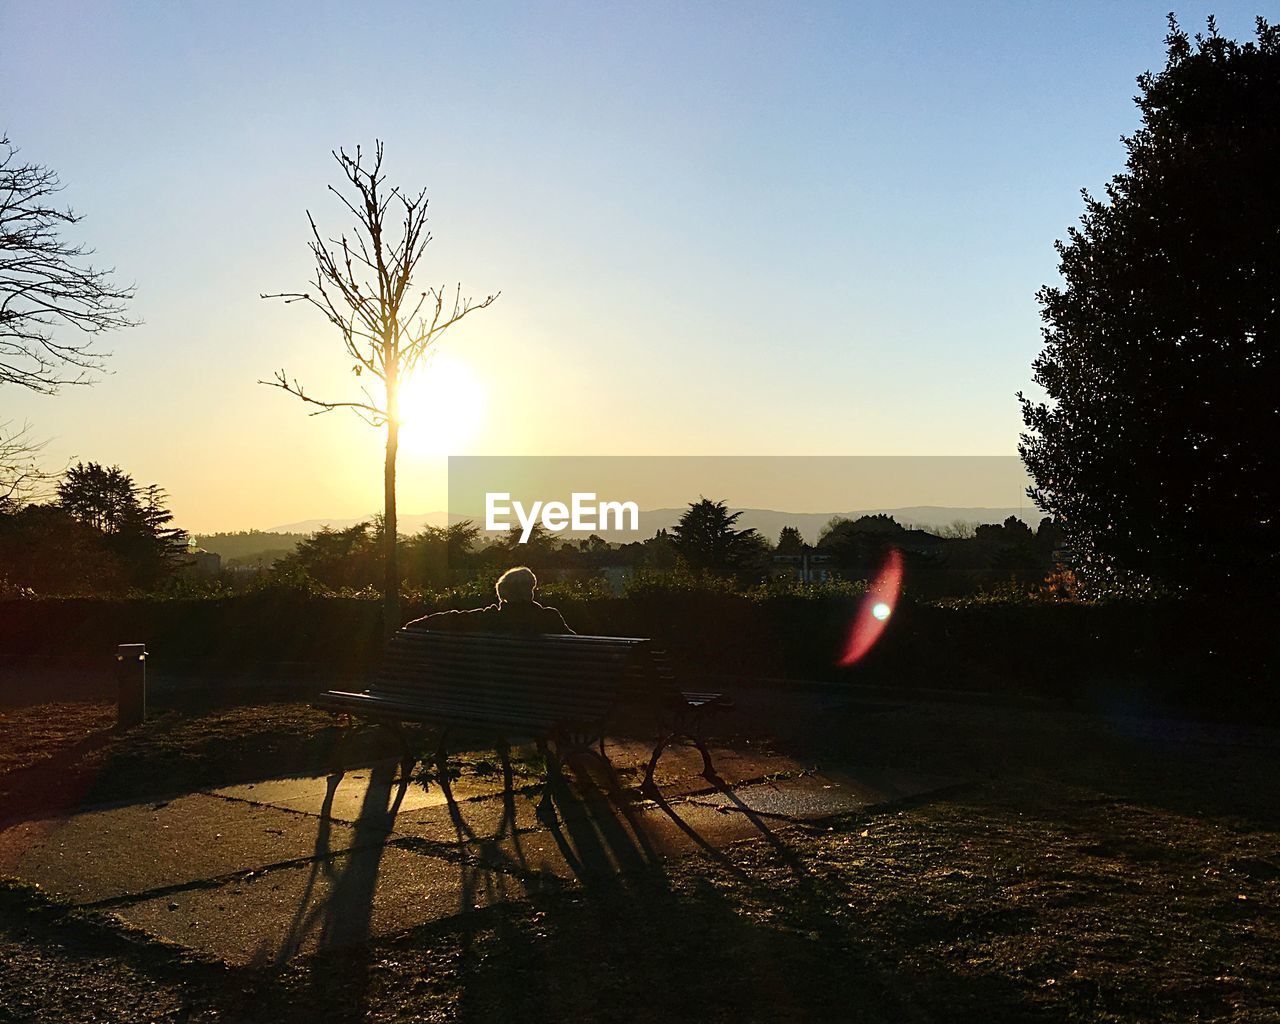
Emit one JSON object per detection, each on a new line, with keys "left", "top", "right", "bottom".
{"left": 0, "top": 672, "right": 1277, "bottom": 1022}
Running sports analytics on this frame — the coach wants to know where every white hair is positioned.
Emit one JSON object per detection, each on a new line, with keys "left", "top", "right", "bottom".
{"left": 495, "top": 566, "right": 537, "bottom": 604}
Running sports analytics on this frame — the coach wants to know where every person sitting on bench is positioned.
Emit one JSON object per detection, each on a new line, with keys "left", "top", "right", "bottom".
{"left": 405, "top": 565, "right": 575, "bottom": 635}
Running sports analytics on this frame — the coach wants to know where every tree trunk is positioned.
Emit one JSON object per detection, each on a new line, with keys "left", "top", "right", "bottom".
{"left": 383, "top": 416, "right": 400, "bottom": 636}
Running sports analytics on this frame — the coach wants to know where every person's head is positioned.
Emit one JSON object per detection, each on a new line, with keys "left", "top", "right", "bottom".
{"left": 495, "top": 566, "right": 537, "bottom": 606}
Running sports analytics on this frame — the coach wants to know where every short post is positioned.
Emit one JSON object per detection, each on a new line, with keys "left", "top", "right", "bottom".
{"left": 116, "top": 643, "right": 147, "bottom": 728}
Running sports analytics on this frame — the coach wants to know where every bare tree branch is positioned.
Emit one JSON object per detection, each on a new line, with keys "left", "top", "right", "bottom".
{"left": 260, "top": 140, "right": 498, "bottom": 630}
{"left": 260, "top": 141, "right": 498, "bottom": 422}
{"left": 0, "top": 136, "right": 137, "bottom": 393}
{"left": 0, "top": 420, "right": 48, "bottom": 510}
{"left": 257, "top": 369, "right": 387, "bottom": 425}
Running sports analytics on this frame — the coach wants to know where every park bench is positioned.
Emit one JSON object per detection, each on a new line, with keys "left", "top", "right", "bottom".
{"left": 317, "top": 628, "right": 733, "bottom": 794}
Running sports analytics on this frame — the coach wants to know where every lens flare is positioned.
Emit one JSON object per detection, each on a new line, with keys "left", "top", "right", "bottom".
{"left": 838, "top": 547, "right": 903, "bottom": 667}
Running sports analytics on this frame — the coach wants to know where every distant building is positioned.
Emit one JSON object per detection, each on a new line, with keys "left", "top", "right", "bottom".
{"left": 771, "top": 549, "right": 833, "bottom": 584}
{"left": 177, "top": 548, "right": 221, "bottom": 578}
{"left": 599, "top": 565, "right": 633, "bottom": 596}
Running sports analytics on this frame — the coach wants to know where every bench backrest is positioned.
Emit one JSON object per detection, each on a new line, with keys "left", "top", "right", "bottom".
{"left": 370, "top": 629, "right": 676, "bottom": 730}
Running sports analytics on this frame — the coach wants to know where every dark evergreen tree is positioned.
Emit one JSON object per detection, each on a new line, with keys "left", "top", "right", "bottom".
{"left": 671, "top": 498, "right": 762, "bottom": 579}
{"left": 57, "top": 462, "right": 135, "bottom": 533}
{"left": 1019, "top": 16, "right": 1280, "bottom": 594}
{"left": 777, "top": 526, "right": 805, "bottom": 555}
{"left": 2, "top": 462, "right": 190, "bottom": 592}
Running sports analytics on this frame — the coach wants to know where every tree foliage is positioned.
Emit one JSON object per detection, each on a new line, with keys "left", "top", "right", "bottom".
{"left": 671, "top": 498, "right": 767, "bottom": 581}
{"left": 777, "top": 525, "right": 805, "bottom": 555}
{"left": 402, "top": 521, "right": 481, "bottom": 590}
{"left": 0, "top": 462, "right": 185, "bottom": 594}
{"left": 1018, "top": 16, "right": 1280, "bottom": 594}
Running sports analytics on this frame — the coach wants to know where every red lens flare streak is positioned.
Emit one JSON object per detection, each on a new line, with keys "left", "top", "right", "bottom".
{"left": 838, "top": 547, "right": 904, "bottom": 667}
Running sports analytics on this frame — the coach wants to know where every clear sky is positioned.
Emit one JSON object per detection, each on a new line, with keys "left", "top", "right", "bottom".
{"left": 2, "top": 1, "right": 1272, "bottom": 531}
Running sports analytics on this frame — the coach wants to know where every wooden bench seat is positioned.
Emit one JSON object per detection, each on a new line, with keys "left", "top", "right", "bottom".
{"left": 317, "top": 628, "right": 733, "bottom": 793}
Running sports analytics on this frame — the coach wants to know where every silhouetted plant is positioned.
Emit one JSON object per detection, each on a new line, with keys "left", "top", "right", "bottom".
{"left": 624, "top": 564, "right": 741, "bottom": 597}
{"left": 776, "top": 525, "right": 805, "bottom": 555}
{"left": 1019, "top": 16, "right": 1280, "bottom": 595}
{"left": 0, "top": 463, "right": 185, "bottom": 595}
{"left": 0, "top": 421, "right": 44, "bottom": 511}
{"left": 670, "top": 498, "right": 767, "bottom": 582}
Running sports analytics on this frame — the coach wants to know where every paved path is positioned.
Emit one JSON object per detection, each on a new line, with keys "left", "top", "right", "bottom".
{"left": 0, "top": 740, "right": 957, "bottom": 965}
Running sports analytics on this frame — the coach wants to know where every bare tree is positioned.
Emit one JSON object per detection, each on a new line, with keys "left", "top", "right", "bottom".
{"left": 0, "top": 135, "right": 136, "bottom": 393}
{"left": 261, "top": 142, "right": 497, "bottom": 630}
{"left": 0, "top": 420, "right": 46, "bottom": 511}
{"left": 939, "top": 519, "right": 979, "bottom": 540}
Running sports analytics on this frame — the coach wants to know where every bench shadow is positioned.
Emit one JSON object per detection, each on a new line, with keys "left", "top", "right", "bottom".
{"left": 433, "top": 749, "right": 1017, "bottom": 1023}
{"left": 265, "top": 741, "right": 1058, "bottom": 1023}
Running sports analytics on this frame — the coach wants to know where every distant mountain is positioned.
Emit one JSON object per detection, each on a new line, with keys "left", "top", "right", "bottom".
{"left": 265, "top": 511, "right": 451, "bottom": 534}
{"left": 260, "top": 505, "right": 1040, "bottom": 546}
{"left": 193, "top": 530, "right": 310, "bottom": 566}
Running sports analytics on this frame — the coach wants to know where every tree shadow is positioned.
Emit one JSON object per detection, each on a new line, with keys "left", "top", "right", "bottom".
{"left": 0, "top": 724, "right": 119, "bottom": 824}
{"left": 248, "top": 759, "right": 410, "bottom": 1019}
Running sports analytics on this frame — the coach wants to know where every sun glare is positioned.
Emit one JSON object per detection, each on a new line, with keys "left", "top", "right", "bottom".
{"left": 397, "top": 352, "right": 487, "bottom": 456}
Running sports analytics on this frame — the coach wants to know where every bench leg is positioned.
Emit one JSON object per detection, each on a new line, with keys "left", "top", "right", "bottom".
{"left": 642, "top": 732, "right": 674, "bottom": 797}
{"left": 536, "top": 735, "right": 565, "bottom": 778}
{"left": 434, "top": 727, "right": 452, "bottom": 779}
{"left": 535, "top": 736, "right": 562, "bottom": 825}
{"left": 687, "top": 709, "right": 720, "bottom": 780}
{"left": 328, "top": 713, "right": 355, "bottom": 775}
{"left": 692, "top": 726, "right": 717, "bottom": 780}
{"left": 388, "top": 721, "right": 417, "bottom": 778}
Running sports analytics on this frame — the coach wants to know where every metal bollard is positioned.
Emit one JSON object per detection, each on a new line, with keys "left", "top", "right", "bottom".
{"left": 116, "top": 643, "right": 148, "bottom": 728}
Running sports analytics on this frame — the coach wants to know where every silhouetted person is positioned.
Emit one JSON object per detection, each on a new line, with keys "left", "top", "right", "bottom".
{"left": 404, "top": 566, "right": 575, "bottom": 635}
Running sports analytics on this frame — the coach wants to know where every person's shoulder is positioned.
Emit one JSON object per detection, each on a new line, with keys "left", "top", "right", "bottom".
{"left": 404, "top": 606, "right": 496, "bottom": 631}
{"left": 534, "top": 602, "right": 575, "bottom": 634}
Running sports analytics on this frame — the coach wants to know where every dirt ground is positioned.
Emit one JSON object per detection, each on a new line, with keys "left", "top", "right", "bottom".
{"left": 0, "top": 668, "right": 1276, "bottom": 1023}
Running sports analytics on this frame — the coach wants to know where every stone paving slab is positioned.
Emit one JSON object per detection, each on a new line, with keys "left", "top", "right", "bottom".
{"left": 463, "top": 796, "right": 778, "bottom": 881}
{"left": 813, "top": 767, "right": 964, "bottom": 808}
{"left": 602, "top": 739, "right": 798, "bottom": 791}
{"left": 390, "top": 789, "right": 547, "bottom": 844}
{"left": 110, "top": 768, "right": 942, "bottom": 967}
{"left": 0, "top": 743, "right": 963, "bottom": 965}
{"left": 688, "top": 769, "right": 960, "bottom": 822}
{"left": 209, "top": 766, "right": 504, "bottom": 825}
{"left": 113, "top": 842, "right": 511, "bottom": 966}
{"left": 0, "top": 794, "right": 368, "bottom": 905}
{"left": 629, "top": 800, "right": 778, "bottom": 855}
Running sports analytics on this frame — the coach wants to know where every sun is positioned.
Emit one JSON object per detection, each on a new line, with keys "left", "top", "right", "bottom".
{"left": 396, "top": 351, "right": 487, "bottom": 456}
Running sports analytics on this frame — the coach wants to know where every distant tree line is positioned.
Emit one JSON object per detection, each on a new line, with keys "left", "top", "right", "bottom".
{"left": 245, "top": 497, "right": 1066, "bottom": 602}
{"left": 192, "top": 530, "right": 309, "bottom": 568}
{"left": 1, "top": 476, "right": 1073, "bottom": 600}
